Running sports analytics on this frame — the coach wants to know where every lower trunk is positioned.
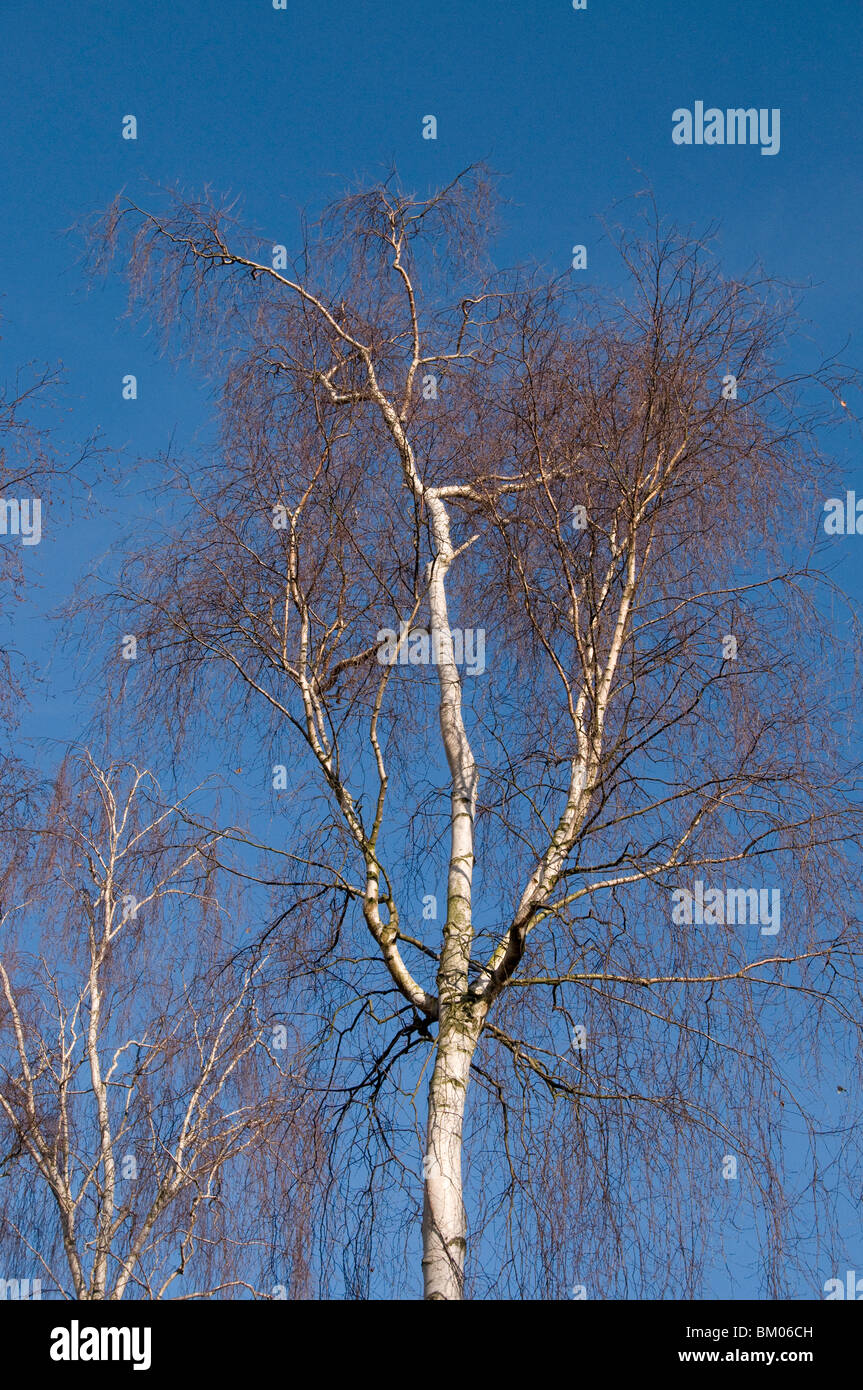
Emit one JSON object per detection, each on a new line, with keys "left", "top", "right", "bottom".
{"left": 421, "top": 1013, "right": 479, "bottom": 1299}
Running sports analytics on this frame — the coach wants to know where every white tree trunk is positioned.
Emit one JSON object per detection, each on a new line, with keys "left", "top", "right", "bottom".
{"left": 422, "top": 1009, "right": 479, "bottom": 1299}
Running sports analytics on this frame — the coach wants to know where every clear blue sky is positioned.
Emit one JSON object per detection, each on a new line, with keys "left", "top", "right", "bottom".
{"left": 2, "top": 0, "right": 862, "bottom": 1298}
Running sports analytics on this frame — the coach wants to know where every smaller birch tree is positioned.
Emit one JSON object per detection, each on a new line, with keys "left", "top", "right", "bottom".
{"left": 0, "top": 752, "right": 316, "bottom": 1299}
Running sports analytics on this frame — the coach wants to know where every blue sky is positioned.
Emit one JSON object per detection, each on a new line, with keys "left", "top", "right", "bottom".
{"left": 3, "top": 0, "right": 862, "bottom": 633}
{"left": 2, "top": 0, "right": 862, "bottom": 1298}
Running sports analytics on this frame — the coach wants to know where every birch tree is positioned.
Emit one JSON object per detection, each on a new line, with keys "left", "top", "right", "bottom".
{"left": 0, "top": 752, "right": 317, "bottom": 1299}
{"left": 90, "top": 172, "right": 863, "bottom": 1298}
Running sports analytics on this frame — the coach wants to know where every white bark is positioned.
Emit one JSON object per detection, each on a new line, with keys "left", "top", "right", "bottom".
{"left": 421, "top": 1007, "right": 478, "bottom": 1299}
{"left": 367, "top": 385, "right": 482, "bottom": 1298}
{"left": 418, "top": 494, "right": 482, "bottom": 1299}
